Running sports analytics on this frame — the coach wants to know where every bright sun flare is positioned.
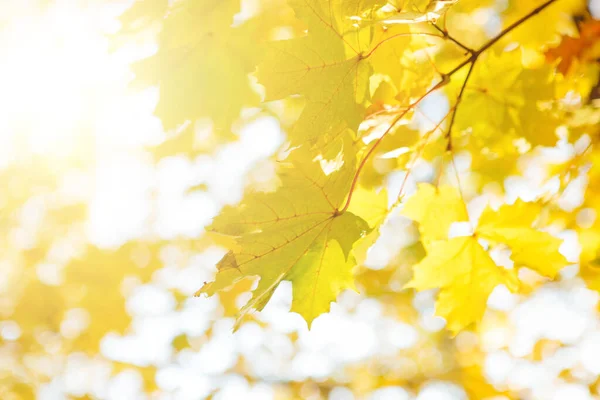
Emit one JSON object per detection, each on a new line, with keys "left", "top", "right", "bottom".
{"left": 0, "top": 1, "right": 158, "bottom": 162}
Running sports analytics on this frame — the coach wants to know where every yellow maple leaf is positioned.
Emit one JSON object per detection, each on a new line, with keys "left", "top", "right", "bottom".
{"left": 347, "top": 186, "right": 389, "bottom": 265}
{"left": 131, "top": 0, "right": 260, "bottom": 130}
{"left": 257, "top": 0, "right": 377, "bottom": 146}
{"left": 348, "top": 186, "right": 388, "bottom": 228}
{"left": 476, "top": 200, "right": 567, "bottom": 279}
{"left": 501, "top": 0, "right": 584, "bottom": 50}
{"left": 367, "top": 24, "right": 436, "bottom": 101}
{"left": 199, "top": 142, "right": 368, "bottom": 328}
{"left": 545, "top": 19, "right": 600, "bottom": 75}
{"left": 287, "top": 238, "right": 357, "bottom": 324}
{"left": 452, "top": 49, "right": 562, "bottom": 148}
{"left": 401, "top": 183, "right": 468, "bottom": 242}
{"left": 407, "top": 236, "right": 519, "bottom": 333}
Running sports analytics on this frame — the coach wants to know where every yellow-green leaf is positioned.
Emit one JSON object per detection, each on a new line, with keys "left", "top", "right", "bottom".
{"left": 401, "top": 183, "right": 468, "bottom": 242}
{"left": 476, "top": 200, "right": 567, "bottom": 278}
{"left": 407, "top": 236, "right": 519, "bottom": 333}
{"left": 257, "top": 0, "right": 376, "bottom": 146}
{"left": 199, "top": 144, "right": 368, "bottom": 328}
{"left": 132, "top": 0, "right": 260, "bottom": 130}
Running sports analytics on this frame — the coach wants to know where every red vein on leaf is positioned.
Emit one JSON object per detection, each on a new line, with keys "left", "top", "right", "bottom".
{"left": 236, "top": 217, "right": 334, "bottom": 269}
{"left": 237, "top": 217, "right": 334, "bottom": 322}
{"left": 339, "top": 80, "right": 447, "bottom": 214}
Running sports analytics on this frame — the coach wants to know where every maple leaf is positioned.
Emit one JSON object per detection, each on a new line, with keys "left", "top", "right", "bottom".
{"left": 407, "top": 199, "right": 567, "bottom": 333}
{"left": 453, "top": 50, "right": 562, "bottom": 147}
{"left": 367, "top": 24, "right": 437, "bottom": 102}
{"left": 198, "top": 141, "right": 368, "bottom": 328}
{"left": 347, "top": 186, "right": 389, "bottom": 265}
{"left": 476, "top": 200, "right": 567, "bottom": 279}
{"left": 407, "top": 236, "right": 519, "bottom": 333}
{"left": 348, "top": 185, "right": 388, "bottom": 228}
{"left": 257, "top": 0, "right": 378, "bottom": 147}
{"left": 131, "top": 0, "right": 260, "bottom": 131}
{"left": 401, "top": 183, "right": 468, "bottom": 243}
{"left": 500, "top": 0, "right": 585, "bottom": 49}
{"left": 545, "top": 18, "right": 600, "bottom": 75}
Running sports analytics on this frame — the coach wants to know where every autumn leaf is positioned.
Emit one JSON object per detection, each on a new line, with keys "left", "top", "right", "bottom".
{"left": 476, "top": 200, "right": 567, "bottom": 279}
{"left": 8, "top": 0, "right": 600, "bottom": 396}
{"left": 257, "top": 0, "right": 377, "bottom": 146}
{"left": 348, "top": 186, "right": 389, "bottom": 265}
{"left": 347, "top": 185, "right": 388, "bottom": 228}
{"left": 545, "top": 18, "right": 600, "bottom": 75}
{"left": 131, "top": 0, "right": 260, "bottom": 130}
{"left": 367, "top": 24, "right": 437, "bottom": 102}
{"left": 406, "top": 236, "right": 519, "bottom": 333}
{"left": 406, "top": 199, "right": 566, "bottom": 333}
{"left": 401, "top": 183, "right": 468, "bottom": 243}
{"left": 452, "top": 49, "right": 562, "bottom": 147}
{"left": 199, "top": 141, "right": 368, "bottom": 328}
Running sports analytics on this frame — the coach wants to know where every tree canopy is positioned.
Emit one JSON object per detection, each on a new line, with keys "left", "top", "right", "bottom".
{"left": 1, "top": 0, "right": 600, "bottom": 398}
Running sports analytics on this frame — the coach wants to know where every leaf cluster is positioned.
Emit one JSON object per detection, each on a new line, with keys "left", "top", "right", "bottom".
{"left": 119, "top": 0, "right": 600, "bottom": 335}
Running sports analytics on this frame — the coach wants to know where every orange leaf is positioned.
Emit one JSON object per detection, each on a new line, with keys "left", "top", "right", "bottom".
{"left": 545, "top": 19, "right": 600, "bottom": 75}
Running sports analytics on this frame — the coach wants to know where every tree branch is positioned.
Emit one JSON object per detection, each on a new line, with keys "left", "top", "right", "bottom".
{"left": 339, "top": 0, "right": 560, "bottom": 214}
{"left": 431, "top": 23, "right": 474, "bottom": 55}
{"left": 446, "top": 60, "right": 475, "bottom": 151}
{"left": 339, "top": 79, "right": 446, "bottom": 214}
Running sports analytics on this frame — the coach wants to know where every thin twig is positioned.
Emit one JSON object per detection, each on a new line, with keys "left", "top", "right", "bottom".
{"left": 476, "top": 0, "right": 558, "bottom": 56}
{"left": 431, "top": 23, "right": 474, "bottom": 55}
{"left": 339, "top": 80, "right": 446, "bottom": 213}
{"left": 446, "top": 60, "right": 475, "bottom": 151}
{"left": 339, "top": 0, "right": 559, "bottom": 214}
{"left": 392, "top": 107, "right": 455, "bottom": 207}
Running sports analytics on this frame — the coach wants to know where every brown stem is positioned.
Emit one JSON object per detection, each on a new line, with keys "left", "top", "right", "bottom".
{"left": 339, "top": 80, "right": 446, "bottom": 214}
{"left": 431, "top": 23, "right": 474, "bottom": 55}
{"left": 475, "top": 0, "right": 558, "bottom": 55}
{"left": 445, "top": 60, "right": 475, "bottom": 151}
{"left": 339, "top": 0, "right": 559, "bottom": 214}
{"left": 393, "top": 107, "right": 455, "bottom": 207}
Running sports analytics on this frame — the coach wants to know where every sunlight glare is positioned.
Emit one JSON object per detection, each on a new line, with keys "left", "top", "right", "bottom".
{"left": 0, "top": 1, "right": 154, "bottom": 160}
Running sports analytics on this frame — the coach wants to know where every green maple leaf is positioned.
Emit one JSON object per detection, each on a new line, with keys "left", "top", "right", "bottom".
{"left": 198, "top": 140, "right": 368, "bottom": 328}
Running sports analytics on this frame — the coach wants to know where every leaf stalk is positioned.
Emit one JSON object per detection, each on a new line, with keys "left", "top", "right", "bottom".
{"left": 339, "top": 0, "right": 559, "bottom": 214}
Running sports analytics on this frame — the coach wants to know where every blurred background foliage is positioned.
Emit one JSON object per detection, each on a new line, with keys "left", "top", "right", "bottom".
{"left": 1, "top": 0, "right": 600, "bottom": 399}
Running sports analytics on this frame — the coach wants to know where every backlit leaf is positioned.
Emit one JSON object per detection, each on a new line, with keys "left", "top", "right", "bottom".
{"left": 407, "top": 236, "right": 519, "bottom": 333}
{"left": 477, "top": 200, "right": 567, "bottom": 278}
